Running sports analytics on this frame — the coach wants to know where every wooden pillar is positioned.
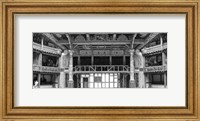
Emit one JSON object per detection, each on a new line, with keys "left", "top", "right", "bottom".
{"left": 161, "top": 36, "right": 165, "bottom": 65}
{"left": 37, "top": 39, "right": 43, "bottom": 88}
{"left": 38, "top": 53, "right": 42, "bottom": 66}
{"left": 58, "top": 51, "right": 68, "bottom": 88}
{"left": 37, "top": 73, "right": 41, "bottom": 88}
{"left": 122, "top": 74, "right": 125, "bottom": 88}
{"left": 123, "top": 55, "right": 126, "bottom": 65}
{"left": 38, "top": 38, "right": 43, "bottom": 87}
{"left": 164, "top": 72, "right": 167, "bottom": 88}
{"left": 124, "top": 74, "right": 127, "bottom": 88}
{"left": 161, "top": 36, "right": 167, "bottom": 88}
{"left": 78, "top": 56, "right": 80, "bottom": 65}
{"left": 41, "top": 37, "right": 44, "bottom": 50}
{"left": 162, "top": 52, "right": 166, "bottom": 66}
{"left": 38, "top": 37, "right": 44, "bottom": 66}
{"left": 59, "top": 72, "right": 66, "bottom": 88}
{"left": 162, "top": 51, "right": 167, "bottom": 88}
{"left": 55, "top": 74, "right": 59, "bottom": 88}
{"left": 137, "top": 50, "right": 145, "bottom": 88}
{"left": 110, "top": 56, "right": 112, "bottom": 65}
{"left": 91, "top": 56, "right": 94, "bottom": 65}
{"left": 129, "top": 49, "right": 136, "bottom": 88}
{"left": 145, "top": 74, "right": 151, "bottom": 88}
{"left": 160, "top": 35, "right": 163, "bottom": 46}
{"left": 68, "top": 50, "right": 74, "bottom": 88}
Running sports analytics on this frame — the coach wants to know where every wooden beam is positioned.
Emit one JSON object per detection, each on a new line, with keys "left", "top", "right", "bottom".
{"left": 136, "top": 33, "right": 159, "bottom": 50}
{"left": 58, "top": 40, "right": 145, "bottom": 45}
{"left": 42, "top": 33, "right": 66, "bottom": 50}
{"left": 72, "top": 42, "right": 130, "bottom": 45}
{"left": 73, "top": 71, "right": 130, "bottom": 74}
{"left": 131, "top": 34, "right": 137, "bottom": 49}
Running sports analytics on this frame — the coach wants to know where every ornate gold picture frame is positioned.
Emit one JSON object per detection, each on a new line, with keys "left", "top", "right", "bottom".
{"left": 0, "top": 0, "right": 199, "bottom": 120}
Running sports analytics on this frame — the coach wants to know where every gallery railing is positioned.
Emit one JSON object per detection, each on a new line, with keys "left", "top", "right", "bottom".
{"left": 142, "top": 43, "right": 167, "bottom": 54}
{"left": 33, "top": 64, "right": 63, "bottom": 73}
{"left": 33, "top": 42, "right": 62, "bottom": 55}
{"left": 73, "top": 65, "right": 130, "bottom": 73}
{"left": 143, "top": 65, "right": 167, "bottom": 72}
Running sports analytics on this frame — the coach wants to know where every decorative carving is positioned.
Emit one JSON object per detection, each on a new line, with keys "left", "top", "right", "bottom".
{"left": 117, "top": 34, "right": 128, "bottom": 41}
{"left": 111, "top": 50, "right": 124, "bottom": 55}
{"left": 96, "top": 34, "right": 106, "bottom": 41}
{"left": 78, "top": 50, "right": 127, "bottom": 56}
{"left": 80, "top": 50, "right": 92, "bottom": 55}
{"left": 75, "top": 35, "right": 85, "bottom": 42}
{"left": 93, "top": 50, "right": 110, "bottom": 55}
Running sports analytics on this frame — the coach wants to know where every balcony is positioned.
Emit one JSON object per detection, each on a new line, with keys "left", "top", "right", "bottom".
{"left": 33, "top": 64, "right": 63, "bottom": 73}
{"left": 143, "top": 65, "right": 167, "bottom": 72}
{"left": 142, "top": 43, "right": 167, "bottom": 54}
{"left": 33, "top": 42, "right": 62, "bottom": 55}
{"left": 73, "top": 65, "right": 130, "bottom": 73}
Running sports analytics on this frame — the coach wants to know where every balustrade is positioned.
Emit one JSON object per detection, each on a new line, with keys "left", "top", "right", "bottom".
{"left": 33, "top": 64, "right": 63, "bottom": 73}
{"left": 142, "top": 44, "right": 167, "bottom": 54}
{"left": 33, "top": 42, "right": 62, "bottom": 55}
{"left": 73, "top": 65, "right": 130, "bottom": 72}
{"left": 143, "top": 65, "right": 167, "bottom": 72}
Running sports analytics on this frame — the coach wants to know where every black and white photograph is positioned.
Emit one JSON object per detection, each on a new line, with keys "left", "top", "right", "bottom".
{"left": 32, "top": 33, "right": 167, "bottom": 88}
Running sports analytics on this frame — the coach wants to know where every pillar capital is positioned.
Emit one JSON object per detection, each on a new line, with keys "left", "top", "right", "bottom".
{"left": 135, "top": 49, "right": 141, "bottom": 54}
{"left": 129, "top": 49, "right": 135, "bottom": 54}
{"left": 68, "top": 50, "right": 74, "bottom": 55}
{"left": 63, "top": 50, "right": 68, "bottom": 55}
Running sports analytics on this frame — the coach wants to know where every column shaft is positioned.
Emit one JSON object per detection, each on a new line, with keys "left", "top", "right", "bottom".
{"left": 110, "top": 56, "right": 112, "bottom": 65}
{"left": 164, "top": 72, "right": 167, "bottom": 88}
{"left": 37, "top": 73, "right": 41, "bottom": 88}
{"left": 161, "top": 35, "right": 167, "bottom": 88}
{"left": 58, "top": 51, "right": 68, "bottom": 88}
{"left": 91, "top": 56, "right": 94, "bottom": 65}
{"left": 123, "top": 55, "right": 126, "bottom": 65}
{"left": 68, "top": 50, "right": 74, "bottom": 88}
{"left": 59, "top": 72, "right": 66, "bottom": 88}
{"left": 37, "top": 52, "right": 42, "bottom": 88}
{"left": 78, "top": 56, "right": 80, "bottom": 65}
{"left": 138, "top": 51, "right": 145, "bottom": 88}
{"left": 38, "top": 53, "right": 42, "bottom": 66}
{"left": 129, "top": 50, "right": 136, "bottom": 88}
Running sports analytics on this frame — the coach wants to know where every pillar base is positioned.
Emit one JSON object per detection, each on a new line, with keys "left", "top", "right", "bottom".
{"left": 129, "top": 80, "right": 137, "bottom": 88}
{"left": 68, "top": 81, "right": 74, "bottom": 88}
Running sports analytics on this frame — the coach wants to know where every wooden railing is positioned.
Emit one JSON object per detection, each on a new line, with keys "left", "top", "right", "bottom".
{"left": 142, "top": 43, "right": 167, "bottom": 54}
{"left": 33, "top": 42, "right": 62, "bottom": 55}
{"left": 73, "top": 65, "right": 130, "bottom": 73}
{"left": 33, "top": 64, "right": 63, "bottom": 73}
{"left": 143, "top": 65, "right": 167, "bottom": 72}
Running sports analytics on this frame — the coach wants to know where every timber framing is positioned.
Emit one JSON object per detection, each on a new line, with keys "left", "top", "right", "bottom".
{"left": 43, "top": 33, "right": 67, "bottom": 50}
{"left": 137, "top": 33, "right": 159, "bottom": 50}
